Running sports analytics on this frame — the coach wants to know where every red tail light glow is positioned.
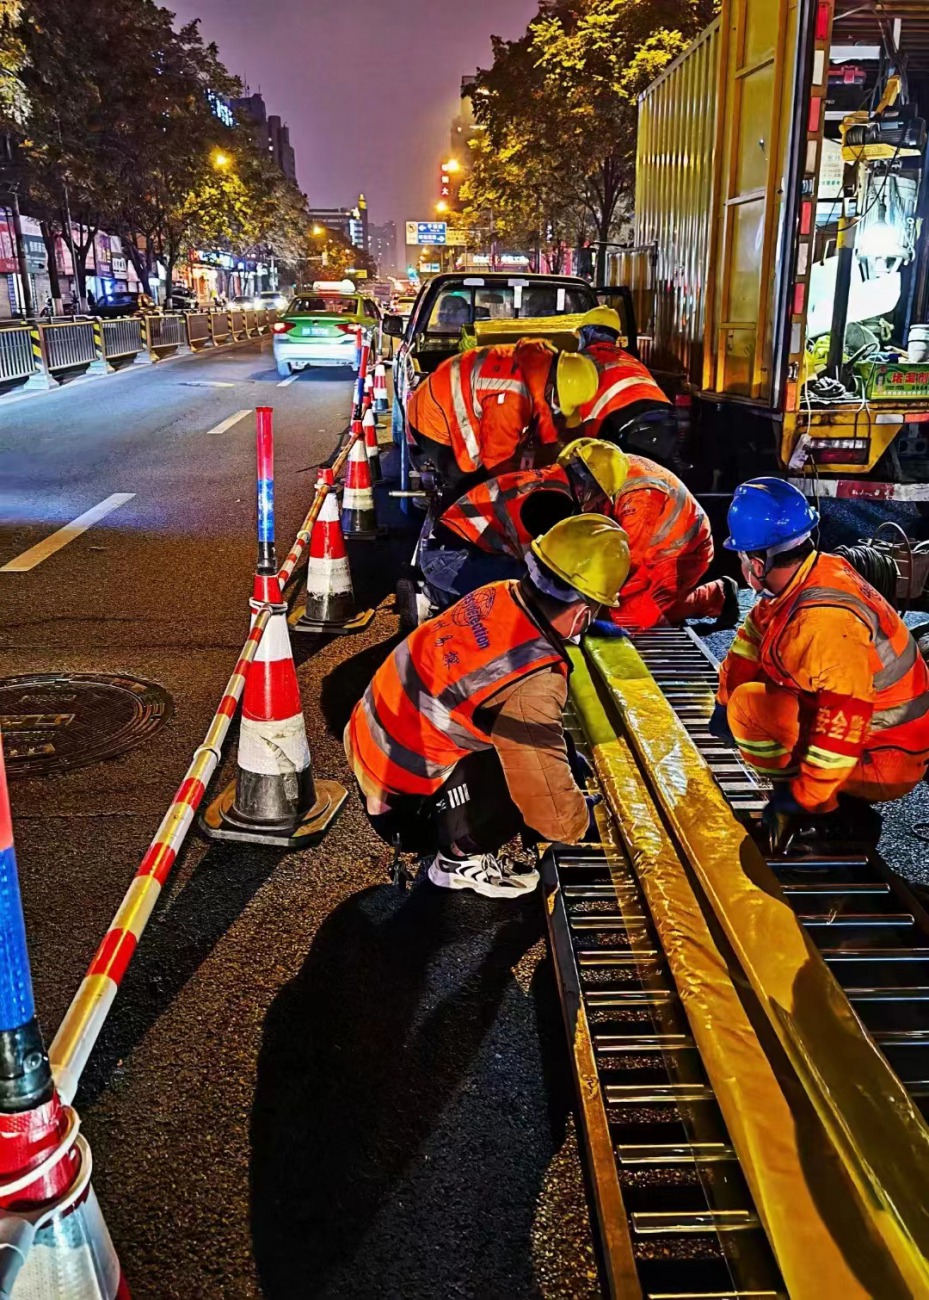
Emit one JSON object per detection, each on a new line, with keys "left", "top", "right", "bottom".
{"left": 335, "top": 323, "right": 359, "bottom": 335}
{"left": 273, "top": 321, "right": 294, "bottom": 334}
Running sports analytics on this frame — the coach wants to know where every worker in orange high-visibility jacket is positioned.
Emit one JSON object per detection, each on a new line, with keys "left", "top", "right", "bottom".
{"left": 575, "top": 308, "right": 671, "bottom": 449}
{"left": 711, "top": 478, "right": 929, "bottom": 852}
{"left": 405, "top": 338, "right": 598, "bottom": 502}
{"left": 592, "top": 455, "right": 738, "bottom": 635}
{"left": 345, "top": 515, "right": 631, "bottom": 899}
{"left": 419, "top": 438, "right": 629, "bottom": 610}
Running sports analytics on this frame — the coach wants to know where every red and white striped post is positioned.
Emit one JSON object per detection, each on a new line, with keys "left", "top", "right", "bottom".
{"left": 362, "top": 407, "right": 381, "bottom": 482}
{"left": 201, "top": 408, "right": 347, "bottom": 846}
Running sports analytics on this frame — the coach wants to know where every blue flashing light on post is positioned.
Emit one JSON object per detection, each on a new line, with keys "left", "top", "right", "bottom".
{"left": 255, "top": 407, "right": 277, "bottom": 576}
{"left": 0, "top": 735, "right": 35, "bottom": 1033}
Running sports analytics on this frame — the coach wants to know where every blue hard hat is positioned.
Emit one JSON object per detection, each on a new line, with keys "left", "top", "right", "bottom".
{"left": 724, "top": 478, "right": 819, "bottom": 553}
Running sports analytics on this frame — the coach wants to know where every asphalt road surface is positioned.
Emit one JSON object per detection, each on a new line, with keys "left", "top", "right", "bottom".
{"left": 0, "top": 339, "right": 599, "bottom": 1298}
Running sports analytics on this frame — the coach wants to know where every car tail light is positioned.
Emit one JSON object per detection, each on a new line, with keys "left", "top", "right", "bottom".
{"left": 335, "top": 323, "right": 359, "bottom": 335}
{"left": 273, "top": 321, "right": 294, "bottom": 334}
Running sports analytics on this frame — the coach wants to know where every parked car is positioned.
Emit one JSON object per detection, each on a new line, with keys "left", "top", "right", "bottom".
{"left": 165, "top": 285, "right": 199, "bottom": 311}
{"left": 272, "top": 290, "right": 381, "bottom": 376}
{"left": 94, "top": 291, "right": 157, "bottom": 318}
{"left": 256, "top": 289, "right": 289, "bottom": 311}
{"left": 382, "top": 272, "right": 602, "bottom": 443}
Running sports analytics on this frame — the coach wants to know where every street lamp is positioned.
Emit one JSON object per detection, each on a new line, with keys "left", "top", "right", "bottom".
{"left": 312, "top": 225, "right": 324, "bottom": 236}
{"left": 436, "top": 200, "right": 449, "bottom": 214}
{"left": 212, "top": 149, "right": 231, "bottom": 170}
{"left": 441, "top": 159, "right": 460, "bottom": 173}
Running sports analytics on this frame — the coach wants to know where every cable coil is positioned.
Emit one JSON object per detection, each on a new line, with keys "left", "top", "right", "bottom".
{"left": 834, "top": 543, "right": 899, "bottom": 604}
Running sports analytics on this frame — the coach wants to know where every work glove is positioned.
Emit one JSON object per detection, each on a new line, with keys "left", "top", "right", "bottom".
{"left": 761, "top": 786, "right": 804, "bottom": 855}
{"left": 584, "top": 792, "right": 603, "bottom": 842}
{"left": 588, "top": 619, "right": 630, "bottom": 639}
{"left": 569, "top": 749, "right": 594, "bottom": 787}
{"left": 708, "top": 702, "right": 735, "bottom": 745}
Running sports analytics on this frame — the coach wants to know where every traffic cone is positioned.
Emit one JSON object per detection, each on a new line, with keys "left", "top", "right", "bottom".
{"left": 290, "top": 470, "right": 374, "bottom": 635}
{"left": 374, "top": 361, "right": 389, "bottom": 413}
{"left": 341, "top": 436, "right": 379, "bottom": 538}
{"left": 363, "top": 367, "right": 374, "bottom": 412}
{"left": 362, "top": 407, "right": 382, "bottom": 482}
{"left": 201, "top": 572, "right": 347, "bottom": 846}
{"left": 0, "top": 730, "right": 127, "bottom": 1297}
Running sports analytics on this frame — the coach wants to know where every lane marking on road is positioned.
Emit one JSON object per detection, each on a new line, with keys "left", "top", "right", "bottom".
{"left": 277, "top": 372, "right": 300, "bottom": 387}
{"left": 205, "top": 409, "right": 252, "bottom": 436}
{"left": 1, "top": 493, "right": 136, "bottom": 573}
{"left": 181, "top": 381, "right": 238, "bottom": 388}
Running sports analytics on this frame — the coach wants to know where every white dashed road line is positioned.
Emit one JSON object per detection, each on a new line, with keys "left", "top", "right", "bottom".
{"left": 205, "top": 409, "right": 252, "bottom": 436}
{"left": 277, "top": 372, "right": 299, "bottom": 388}
{"left": 1, "top": 493, "right": 136, "bottom": 572}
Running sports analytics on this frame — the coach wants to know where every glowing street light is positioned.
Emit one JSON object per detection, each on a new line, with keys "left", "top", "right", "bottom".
{"left": 435, "top": 200, "right": 449, "bottom": 214}
{"left": 212, "top": 149, "right": 231, "bottom": 170}
{"left": 442, "top": 158, "right": 460, "bottom": 173}
{"left": 312, "top": 225, "right": 325, "bottom": 236}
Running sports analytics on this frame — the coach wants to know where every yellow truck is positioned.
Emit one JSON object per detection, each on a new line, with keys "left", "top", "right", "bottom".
{"left": 613, "top": 0, "right": 929, "bottom": 499}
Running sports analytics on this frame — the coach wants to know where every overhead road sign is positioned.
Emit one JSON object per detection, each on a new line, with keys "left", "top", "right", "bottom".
{"left": 405, "top": 221, "right": 447, "bottom": 246}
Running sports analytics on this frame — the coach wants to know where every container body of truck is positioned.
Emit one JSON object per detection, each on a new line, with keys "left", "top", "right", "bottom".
{"left": 612, "top": 0, "right": 929, "bottom": 497}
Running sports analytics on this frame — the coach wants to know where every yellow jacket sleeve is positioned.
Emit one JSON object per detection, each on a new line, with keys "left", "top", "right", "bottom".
{"left": 717, "top": 606, "right": 765, "bottom": 704}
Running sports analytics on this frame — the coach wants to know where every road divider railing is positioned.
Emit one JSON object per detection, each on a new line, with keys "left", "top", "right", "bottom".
{"left": 244, "top": 308, "right": 258, "bottom": 336}
{"left": 0, "top": 322, "right": 37, "bottom": 384}
{"left": 145, "top": 312, "right": 188, "bottom": 358}
{"left": 101, "top": 316, "right": 145, "bottom": 364}
{"left": 41, "top": 319, "right": 98, "bottom": 373}
{"left": 230, "top": 309, "right": 247, "bottom": 340}
{"left": 185, "top": 311, "right": 213, "bottom": 349}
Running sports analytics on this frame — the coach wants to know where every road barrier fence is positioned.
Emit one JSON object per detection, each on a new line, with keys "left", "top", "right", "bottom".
{"left": 0, "top": 307, "right": 279, "bottom": 391}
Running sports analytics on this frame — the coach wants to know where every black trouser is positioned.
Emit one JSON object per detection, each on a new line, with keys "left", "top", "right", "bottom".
{"left": 362, "top": 749, "right": 525, "bottom": 857}
{"left": 418, "top": 521, "right": 524, "bottom": 610}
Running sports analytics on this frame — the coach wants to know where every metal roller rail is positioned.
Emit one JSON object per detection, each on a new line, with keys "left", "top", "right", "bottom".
{"left": 543, "top": 828, "right": 785, "bottom": 1299}
{"left": 633, "top": 626, "right": 929, "bottom": 1111}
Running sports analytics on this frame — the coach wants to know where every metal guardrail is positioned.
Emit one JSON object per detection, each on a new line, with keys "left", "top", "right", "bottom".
{"left": 266, "top": 309, "right": 278, "bottom": 327}
{"left": 102, "top": 318, "right": 144, "bottom": 361}
{"left": 210, "top": 312, "right": 231, "bottom": 343}
{"left": 244, "top": 309, "right": 257, "bottom": 335}
{"left": 185, "top": 313, "right": 211, "bottom": 346}
{"left": 147, "top": 314, "right": 187, "bottom": 351}
{"left": 41, "top": 321, "right": 97, "bottom": 371}
{"left": 230, "top": 310, "right": 247, "bottom": 339}
{"left": 0, "top": 324, "right": 36, "bottom": 382}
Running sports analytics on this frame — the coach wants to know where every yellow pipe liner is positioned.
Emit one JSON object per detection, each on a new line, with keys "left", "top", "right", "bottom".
{"left": 586, "top": 637, "right": 929, "bottom": 1295}
{"left": 569, "top": 650, "right": 907, "bottom": 1297}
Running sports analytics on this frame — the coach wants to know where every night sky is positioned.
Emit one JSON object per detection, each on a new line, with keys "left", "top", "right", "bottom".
{"left": 169, "top": 0, "right": 540, "bottom": 234}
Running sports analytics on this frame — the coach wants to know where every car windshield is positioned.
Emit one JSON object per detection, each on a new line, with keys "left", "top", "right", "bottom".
{"left": 289, "top": 295, "right": 359, "bottom": 315}
{"left": 424, "top": 283, "right": 593, "bottom": 333}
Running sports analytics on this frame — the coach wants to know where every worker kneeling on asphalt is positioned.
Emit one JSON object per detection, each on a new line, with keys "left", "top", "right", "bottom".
{"left": 575, "top": 307, "right": 673, "bottom": 457}
{"left": 711, "top": 478, "right": 929, "bottom": 852}
{"left": 590, "top": 454, "right": 738, "bottom": 635}
{"left": 419, "top": 438, "right": 629, "bottom": 610}
{"left": 344, "top": 515, "right": 631, "bottom": 899}
{"left": 405, "top": 338, "right": 598, "bottom": 503}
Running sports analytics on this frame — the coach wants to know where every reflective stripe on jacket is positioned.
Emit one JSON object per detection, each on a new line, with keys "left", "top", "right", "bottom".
{"left": 346, "top": 580, "right": 569, "bottom": 797}
{"left": 578, "top": 341, "right": 669, "bottom": 436}
{"left": 608, "top": 455, "right": 713, "bottom": 630}
{"left": 721, "top": 552, "right": 929, "bottom": 809}
{"left": 441, "top": 465, "right": 574, "bottom": 558}
{"left": 406, "top": 340, "right": 558, "bottom": 474}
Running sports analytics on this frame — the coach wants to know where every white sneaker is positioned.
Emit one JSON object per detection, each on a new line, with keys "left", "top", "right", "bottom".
{"left": 427, "top": 851, "right": 540, "bottom": 899}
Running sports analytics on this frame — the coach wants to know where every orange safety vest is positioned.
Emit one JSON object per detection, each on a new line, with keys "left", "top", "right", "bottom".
{"left": 407, "top": 339, "right": 560, "bottom": 474}
{"left": 579, "top": 341, "right": 669, "bottom": 437}
{"left": 756, "top": 554, "right": 929, "bottom": 742}
{"left": 347, "top": 580, "right": 569, "bottom": 797}
{"left": 441, "top": 465, "right": 574, "bottom": 558}
{"left": 613, "top": 455, "right": 710, "bottom": 562}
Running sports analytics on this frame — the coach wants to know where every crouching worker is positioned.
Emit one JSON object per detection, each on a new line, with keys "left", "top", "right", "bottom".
{"left": 344, "top": 515, "right": 631, "bottom": 898}
{"left": 712, "top": 478, "right": 929, "bottom": 852}
{"left": 592, "top": 454, "right": 738, "bottom": 636}
{"left": 419, "top": 438, "right": 629, "bottom": 610}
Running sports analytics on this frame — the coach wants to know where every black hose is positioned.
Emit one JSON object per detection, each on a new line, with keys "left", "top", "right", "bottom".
{"left": 833, "top": 543, "right": 899, "bottom": 605}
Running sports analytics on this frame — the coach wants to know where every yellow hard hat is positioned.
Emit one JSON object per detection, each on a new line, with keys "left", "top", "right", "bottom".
{"left": 556, "top": 351, "right": 599, "bottom": 427}
{"left": 558, "top": 437, "right": 629, "bottom": 502}
{"left": 531, "top": 514, "right": 630, "bottom": 607}
{"left": 575, "top": 306, "right": 622, "bottom": 336}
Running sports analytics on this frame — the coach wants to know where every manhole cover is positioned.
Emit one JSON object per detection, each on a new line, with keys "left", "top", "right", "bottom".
{"left": 0, "top": 674, "right": 173, "bottom": 776}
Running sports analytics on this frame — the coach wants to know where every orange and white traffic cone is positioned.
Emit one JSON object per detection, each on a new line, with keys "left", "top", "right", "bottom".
{"left": 341, "top": 436, "right": 378, "bottom": 539}
{"left": 290, "top": 470, "right": 374, "bottom": 635}
{"left": 374, "top": 361, "right": 389, "bottom": 413}
{"left": 363, "top": 367, "right": 374, "bottom": 414}
{"left": 362, "top": 407, "right": 382, "bottom": 482}
{"left": 202, "top": 572, "right": 346, "bottom": 846}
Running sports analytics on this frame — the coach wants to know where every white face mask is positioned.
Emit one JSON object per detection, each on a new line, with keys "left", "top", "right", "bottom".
{"left": 740, "top": 553, "right": 773, "bottom": 597}
{"left": 566, "top": 604, "right": 593, "bottom": 643}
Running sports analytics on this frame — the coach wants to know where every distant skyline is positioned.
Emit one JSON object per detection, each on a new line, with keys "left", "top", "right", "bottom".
{"left": 169, "top": 0, "right": 540, "bottom": 233}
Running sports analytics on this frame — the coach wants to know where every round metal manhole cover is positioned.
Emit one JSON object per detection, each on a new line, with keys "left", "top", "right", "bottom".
{"left": 0, "top": 674, "right": 173, "bottom": 777}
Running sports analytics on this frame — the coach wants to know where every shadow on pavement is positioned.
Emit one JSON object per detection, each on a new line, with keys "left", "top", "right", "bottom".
{"left": 316, "top": 631, "right": 405, "bottom": 734}
{"left": 249, "top": 882, "right": 571, "bottom": 1298}
{"left": 76, "top": 841, "right": 284, "bottom": 1106}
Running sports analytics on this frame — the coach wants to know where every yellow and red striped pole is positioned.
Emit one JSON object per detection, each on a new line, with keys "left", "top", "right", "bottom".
{"left": 49, "top": 611, "right": 271, "bottom": 1105}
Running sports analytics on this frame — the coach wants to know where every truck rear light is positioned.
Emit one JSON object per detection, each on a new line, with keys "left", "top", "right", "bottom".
{"left": 273, "top": 321, "right": 294, "bottom": 334}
